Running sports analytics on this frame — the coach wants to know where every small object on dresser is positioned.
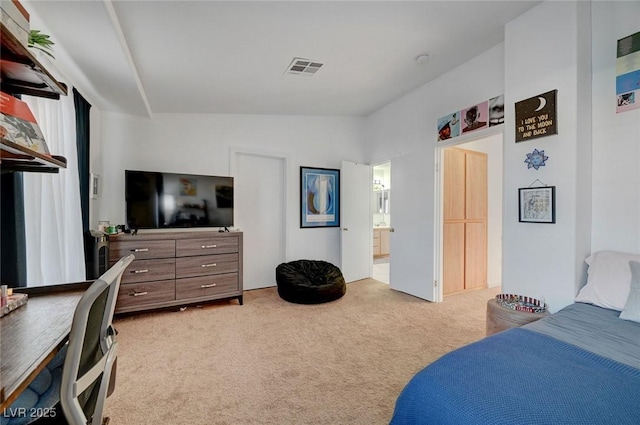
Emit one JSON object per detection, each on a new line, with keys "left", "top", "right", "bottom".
{"left": 0, "top": 292, "right": 28, "bottom": 317}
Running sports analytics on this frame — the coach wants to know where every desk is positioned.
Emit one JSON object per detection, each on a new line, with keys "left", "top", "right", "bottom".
{"left": 0, "top": 290, "right": 83, "bottom": 410}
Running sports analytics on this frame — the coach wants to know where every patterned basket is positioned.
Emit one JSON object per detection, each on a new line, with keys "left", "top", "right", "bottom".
{"left": 495, "top": 293, "right": 547, "bottom": 314}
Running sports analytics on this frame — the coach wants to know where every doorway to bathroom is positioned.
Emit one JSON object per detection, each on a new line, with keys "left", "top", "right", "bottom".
{"left": 372, "top": 161, "right": 391, "bottom": 283}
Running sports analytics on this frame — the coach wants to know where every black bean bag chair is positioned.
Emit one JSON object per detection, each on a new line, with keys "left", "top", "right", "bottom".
{"left": 275, "top": 260, "right": 346, "bottom": 304}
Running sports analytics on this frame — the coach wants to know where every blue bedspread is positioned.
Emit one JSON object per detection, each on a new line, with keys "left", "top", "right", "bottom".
{"left": 390, "top": 328, "right": 640, "bottom": 425}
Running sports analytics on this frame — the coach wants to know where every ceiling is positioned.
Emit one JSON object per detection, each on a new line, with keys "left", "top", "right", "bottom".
{"left": 26, "top": 1, "right": 540, "bottom": 117}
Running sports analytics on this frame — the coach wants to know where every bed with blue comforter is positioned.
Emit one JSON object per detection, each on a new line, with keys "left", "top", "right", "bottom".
{"left": 390, "top": 303, "right": 640, "bottom": 425}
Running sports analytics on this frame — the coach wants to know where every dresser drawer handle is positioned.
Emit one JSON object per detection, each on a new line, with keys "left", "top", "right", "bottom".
{"left": 131, "top": 269, "right": 149, "bottom": 274}
{"left": 200, "top": 283, "right": 217, "bottom": 288}
{"left": 201, "top": 263, "right": 217, "bottom": 268}
{"left": 131, "top": 291, "right": 148, "bottom": 297}
{"left": 132, "top": 248, "right": 149, "bottom": 252}
{"left": 201, "top": 245, "right": 217, "bottom": 249}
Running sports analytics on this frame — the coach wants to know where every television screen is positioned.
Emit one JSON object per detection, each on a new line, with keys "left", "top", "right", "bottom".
{"left": 125, "top": 170, "right": 234, "bottom": 229}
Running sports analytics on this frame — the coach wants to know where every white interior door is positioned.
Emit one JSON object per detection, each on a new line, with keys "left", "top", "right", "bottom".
{"left": 390, "top": 152, "right": 437, "bottom": 301}
{"left": 340, "top": 160, "right": 371, "bottom": 282}
{"left": 234, "top": 152, "right": 286, "bottom": 290}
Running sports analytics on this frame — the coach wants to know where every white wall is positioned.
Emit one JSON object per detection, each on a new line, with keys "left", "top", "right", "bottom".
{"left": 95, "top": 112, "right": 366, "bottom": 269}
{"left": 591, "top": 1, "right": 640, "bottom": 253}
{"left": 502, "top": 1, "right": 592, "bottom": 312}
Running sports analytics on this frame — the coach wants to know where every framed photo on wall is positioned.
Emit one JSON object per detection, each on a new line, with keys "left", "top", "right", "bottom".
{"left": 90, "top": 173, "right": 100, "bottom": 199}
{"left": 300, "top": 166, "right": 340, "bottom": 228}
{"left": 519, "top": 186, "right": 556, "bottom": 223}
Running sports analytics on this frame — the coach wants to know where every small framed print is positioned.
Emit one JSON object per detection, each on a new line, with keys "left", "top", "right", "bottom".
{"left": 90, "top": 173, "right": 100, "bottom": 199}
{"left": 519, "top": 186, "right": 555, "bottom": 224}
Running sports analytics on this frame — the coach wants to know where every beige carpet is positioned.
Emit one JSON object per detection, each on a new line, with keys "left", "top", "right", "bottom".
{"left": 105, "top": 280, "right": 499, "bottom": 425}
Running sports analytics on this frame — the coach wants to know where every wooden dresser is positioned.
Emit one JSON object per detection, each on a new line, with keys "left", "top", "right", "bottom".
{"left": 108, "top": 231, "right": 243, "bottom": 314}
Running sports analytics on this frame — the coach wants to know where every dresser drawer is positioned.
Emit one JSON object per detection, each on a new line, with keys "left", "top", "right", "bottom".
{"left": 175, "top": 253, "right": 239, "bottom": 278}
{"left": 120, "top": 258, "right": 176, "bottom": 284}
{"left": 116, "top": 280, "right": 175, "bottom": 311}
{"left": 110, "top": 240, "right": 176, "bottom": 261}
{"left": 176, "top": 274, "right": 239, "bottom": 301}
{"left": 176, "top": 237, "right": 238, "bottom": 257}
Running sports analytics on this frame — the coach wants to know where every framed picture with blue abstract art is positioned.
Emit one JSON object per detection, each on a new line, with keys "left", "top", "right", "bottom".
{"left": 300, "top": 166, "right": 340, "bottom": 228}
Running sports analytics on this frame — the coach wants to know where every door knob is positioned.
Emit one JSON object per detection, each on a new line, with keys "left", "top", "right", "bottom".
{"left": 342, "top": 227, "right": 349, "bottom": 231}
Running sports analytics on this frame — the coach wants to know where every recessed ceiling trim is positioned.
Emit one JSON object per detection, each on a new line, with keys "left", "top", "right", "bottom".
{"left": 103, "top": 0, "right": 153, "bottom": 117}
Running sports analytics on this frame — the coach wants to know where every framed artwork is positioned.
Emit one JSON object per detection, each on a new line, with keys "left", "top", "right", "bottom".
{"left": 616, "top": 31, "right": 640, "bottom": 113}
{"left": 437, "top": 111, "right": 460, "bottom": 141}
{"left": 435, "top": 94, "right": 503, "bottom": 142}
{"left": 461, "top": 101, "right": 489, "bottom": 134}
{"left": 519, "top": 186, "right": 556, "bottom": 224}
{"left": 300, "top": 166, "right": 340, "bottom": 228}
{"left": 515, "top": 90, "right": 558, "bottom": 142}
{"left": 90, "top": 173, "right": 100, "bottom": 199}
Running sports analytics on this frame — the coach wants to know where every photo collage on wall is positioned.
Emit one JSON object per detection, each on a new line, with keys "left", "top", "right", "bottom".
{"left": 437, "top": 95, "right": 504, "bottom": 142}
{"left": 616, "top": 31, "right": 640, "bottom": 113}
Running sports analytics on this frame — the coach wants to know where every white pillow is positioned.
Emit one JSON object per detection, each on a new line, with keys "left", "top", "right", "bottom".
{"left": 575, "top": 250, "right": 640, "bottom": 311}
{"left": 620, "top": 261, "right": 640, "bottom": 323}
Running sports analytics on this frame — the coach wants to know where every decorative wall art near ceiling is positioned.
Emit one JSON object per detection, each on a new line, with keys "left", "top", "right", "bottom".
{"left": 616, "top": 31, "right": 640, "bottom": 113}
{"left": 437, "top": 94, "right": 503, "bottom": 142}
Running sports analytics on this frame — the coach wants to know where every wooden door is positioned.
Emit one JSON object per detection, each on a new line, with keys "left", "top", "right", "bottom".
{"left": 443, "top": 148, "right": 487, "bottom": 295}
{"left": 464, "top": 151, "right": 487, "bottom": 289}
{"left": 443, "top": 148, "right": 466, "bottom": 293}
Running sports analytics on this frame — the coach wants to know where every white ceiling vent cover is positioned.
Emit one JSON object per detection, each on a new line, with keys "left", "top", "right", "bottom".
{"left": 284, "top": 57, "right": 324, "bottom": 76}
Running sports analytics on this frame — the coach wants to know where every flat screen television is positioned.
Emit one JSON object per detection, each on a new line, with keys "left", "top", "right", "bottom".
{"left": 125, "top": 170, "right": 234, "bottom": 229}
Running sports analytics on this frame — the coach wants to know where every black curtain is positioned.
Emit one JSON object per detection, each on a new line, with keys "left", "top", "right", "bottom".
{"left": 73, "top": 88, "right": 91, "bottom": 233}
{"left": 0, "top": 172, "right": 27, "bottom": 287}
{"left": 1, "top": 92, "right": 27, "bottom": 287}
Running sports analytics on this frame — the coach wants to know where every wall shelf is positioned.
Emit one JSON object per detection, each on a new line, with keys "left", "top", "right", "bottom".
{"left": 1, "top": 23, "right": 67, "bottom": 99}
{"left": 1, "top": 22, "right": 68, "bottom": 173}
{"left": 1, "top": 138, "right": 67, "bottom": 173}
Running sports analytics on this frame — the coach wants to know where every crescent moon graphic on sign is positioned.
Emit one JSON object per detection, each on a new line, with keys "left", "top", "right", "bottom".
{"left": 534, "top": 96, "right": 546, "bottom": 111}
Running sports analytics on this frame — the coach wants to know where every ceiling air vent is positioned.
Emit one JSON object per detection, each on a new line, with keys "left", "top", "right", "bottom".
{"left": 284, "top": 57, "right": 324, "bottom": 76}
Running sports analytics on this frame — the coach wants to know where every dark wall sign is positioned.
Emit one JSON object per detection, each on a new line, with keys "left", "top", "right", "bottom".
{"left": 515, "top": 90, "right": 557, "bottom": 142}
